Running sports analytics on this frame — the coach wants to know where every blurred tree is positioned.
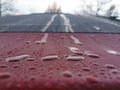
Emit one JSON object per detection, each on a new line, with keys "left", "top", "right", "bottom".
{"left": 0, "top": 0, "right": 16, "bottom": 17}
{"left": 46, "top": 2, "right": 62, "bottom": 14}
{"left": 96, "top": 0, "right": 112, "bottom": 16}
{"left": 78, "top": 0, "right": 112, "bottom": 16}
{"left": 106, "top": 5, "right": 116, "bottom": 17}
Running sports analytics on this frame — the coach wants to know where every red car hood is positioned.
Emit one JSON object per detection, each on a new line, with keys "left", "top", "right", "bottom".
{"left": 0, "top": 33, "right": 120, "bottom": 90}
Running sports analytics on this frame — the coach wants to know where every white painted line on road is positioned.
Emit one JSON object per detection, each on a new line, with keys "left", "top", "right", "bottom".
{"left": 42, "top": 15, "right": 57, "bottom": 32}
{"left": 93, "top": 26, "right": 100, "bottom": 31}
{"left": 60, "top": 14, "right": 74, "bottom": 32}
{"left": 35, "top": 33, "right": 48, "bottom": 44}
{"left": 70, "top": 35, "right": 83, "bottom": 45}
{"left": 92, "top": 17, "right": 120, "bottom": 28}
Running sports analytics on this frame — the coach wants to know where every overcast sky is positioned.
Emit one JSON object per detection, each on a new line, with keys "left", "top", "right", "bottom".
{"left": 14, "top": 0, "right": 120, "bottom": 14}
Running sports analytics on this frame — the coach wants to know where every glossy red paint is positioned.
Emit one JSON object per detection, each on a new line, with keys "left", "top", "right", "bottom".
{"left": 0, "top": 33, "right": 120, "bottom": 90}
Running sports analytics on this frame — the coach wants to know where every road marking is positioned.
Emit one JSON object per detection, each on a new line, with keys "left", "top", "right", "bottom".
{"left": 60, "top": 14, "right": 74, "bottom": 32}
{"left": 70, "top": 35, "right": 83, "bottom": 45}
{"left": 42, "top": 15, "right": 57, "bottom": 32}
{"left": 35, "top": 33, "right": 48, "bottom": 44}
{"left": 93, "top": 26, "right": 100, "bottom": 31}
{"left": 91, "top": 17, "right": 120, "bottom": 27}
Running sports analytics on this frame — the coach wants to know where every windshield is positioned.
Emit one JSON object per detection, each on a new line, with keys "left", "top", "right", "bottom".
{"left": 0, "top": 0, "right": 120, "bottom": 33}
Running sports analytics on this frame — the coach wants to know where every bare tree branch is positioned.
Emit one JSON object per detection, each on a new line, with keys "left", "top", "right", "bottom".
{"left": 0, "top": 0, "right": 16, "bottom": 17}
{"left": 46, "top": 2, "right": 62, "bottom": 14}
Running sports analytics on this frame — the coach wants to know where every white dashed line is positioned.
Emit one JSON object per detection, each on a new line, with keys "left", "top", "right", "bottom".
{"left": 60, "top": 14, "right": 74, "bottom": 32}
{"left": 93, "top": 26, "right": 100, "bottom": 31}
{"left": 42, "top": 15, "right": 57, "bottom": 32}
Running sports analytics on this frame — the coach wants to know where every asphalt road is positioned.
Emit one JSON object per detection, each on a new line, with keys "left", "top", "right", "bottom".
{"left": 0, "top": 13, "right": 120, "bottom": 33}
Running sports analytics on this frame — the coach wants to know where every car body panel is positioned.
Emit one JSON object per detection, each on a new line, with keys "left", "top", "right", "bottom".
{"left": 0, "top": 33, "right": 120, "bottom": 90}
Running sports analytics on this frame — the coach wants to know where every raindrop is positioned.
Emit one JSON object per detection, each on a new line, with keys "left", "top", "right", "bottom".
{"left": 16, "top": 84, "right": 24, "bottom": 89}
{"left": 28, "top": 67, "right": 36, "bottom": 70}
{"left": 48, "top": 66, "right": 54, "bottom": 70}
{"left": 0, "top": 72, "right": 12, "bottom": 79}
{"left": 35, "top": 41, "right": 41, "bottom": 44}
{"left": 110, "top": 69, "right": 119, "bottom": 74}
{"left": 99, "top": 72, "right": 105, "bottom": 75}
{"left": 30, "top": 76, "right": 36, "bottom": 81}
{"left": 73, "top": 51, "right": 84, "bottom": 55}
{"left": 69, "top": 47, "right": 79, "bottom": 52}
{"left": 1, "top": 46, "right": 5, "bottom": 49}
{"left": 106, "top": 50, "right": 120, "bottom": 56}
{"left": 70, "top": 35, "right": 83, "bottom": 45}
{"left": 25, "top": 41, "right": 31, "bottom": 44}
{"left": 84, "top": 51, "right": 100, "bottom": 58}
{"left": 0, "top": 65, "right": 8, "bottom": 68}
{"left": 61, "top": 36, "right": 64, "bottom": 39}
{"left": 105, "top": 64, "right": 116, "bottom": 69}
{"left": 65, "top": 55, "right": 85, "bottom": 61}
{"left": 116, "top": 76, "right": 120, "bottom": 79}
{"left": 26, "top": 58, "right": 35, "bottom": 61}
{"left": 16, "top": 37, "right": 22, "bottom": 41}
{"left": 13, "top": 65, "right": 19, "bottom": 68}
{"left": 0, "top": 58, "right": 3, "bottom": 61}
{"left": 90, "top": 35, "right": 94, "bottom": 38}
{"left": 78, "top": 73, "right": 82, "bottom": 76}
{"left": 61, "top": 71, "right": 73, "bottom": 77}
{"left": 7, "top": 51, "right": 12, "bottom": 54}
{"left": 81, "top": 67, "right": 92, "bottom": 72}
{"left": 5, "top": 54, "right": 31, "bottom": 62}
{"left": 92, "top": 63, "right": 99, "bottom": 66}
{"left": 86, "top": 76, "right": 98, "bottom": 83}
{"left": 69, "top": 47, "right": 83, "bottom": 55}
{"left": 41, "top": 55, "right": 59, "bottom": 61}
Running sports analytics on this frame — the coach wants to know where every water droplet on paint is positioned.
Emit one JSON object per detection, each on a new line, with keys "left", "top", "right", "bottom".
{"left": 78, "top": 73, "right": 82, "bottom": 76}
{"left": 5, "top": 54, "right": 31, "bottom": 62}
{"left": 69, "top": 47, "right": 79, "bottom": 52}
{"left": 0, "top": 58, "right": 3, "bottom": 61}
{"left": 41, "top": 55, "right": 59, "bottom": 61}
{"left": 13, "top": 65, "right": 19, "bottom": 68}
{"left": 28, "top": 66, "right": 36, "bottom": 70}
{"left": 81, "top": 67, "right": 92, "bottom": 71}
{"left": 26, "top": 58, "right": 35, "bottom": 61}
{"left": 92, "top": 63, "right": 99, "bottom": 66}
{"left": 61, "top": 71, "right": 73, "bottom": 77}
{"left": 84, "top": 51, "right": 100, "bottom": 58}
{"left": 35, "top": 41, "right": 41, "bottom": 44}
{"left": 70, "top": 35, "right": 83, "bottom": 45}
{"left": 0, "top": 65, "right": 8, "bottom": 68}
{"left": 105, "top": 64, "right": 116, "bottom": 69}
{"left": 90, "top": 35, "right": 94, "bottom": 38}
{"left": 66, "top": 56, "right": 85, "bottom": 61}
{"left": 1, "top": 46, "right": 5, "bottom": 49}
{"left": 106, "top": 50, "right": 120, "bottom": 56}
{"left": 110, "top": 69, "right": 119, "bottom": 74}
{"left": 16, "top": 37, "right": 22, "bottom": 41}
{"left": 0, "top": 72, "right": 12, "bottom": 79}
{"left": 30, "top": 76, "right": 36, "bottom": 81}
{"left": 25, "top": 41, "right": 31, "bottom": 44}
{"left": 86, "top": 76, "right": 98, "bottom": 83}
